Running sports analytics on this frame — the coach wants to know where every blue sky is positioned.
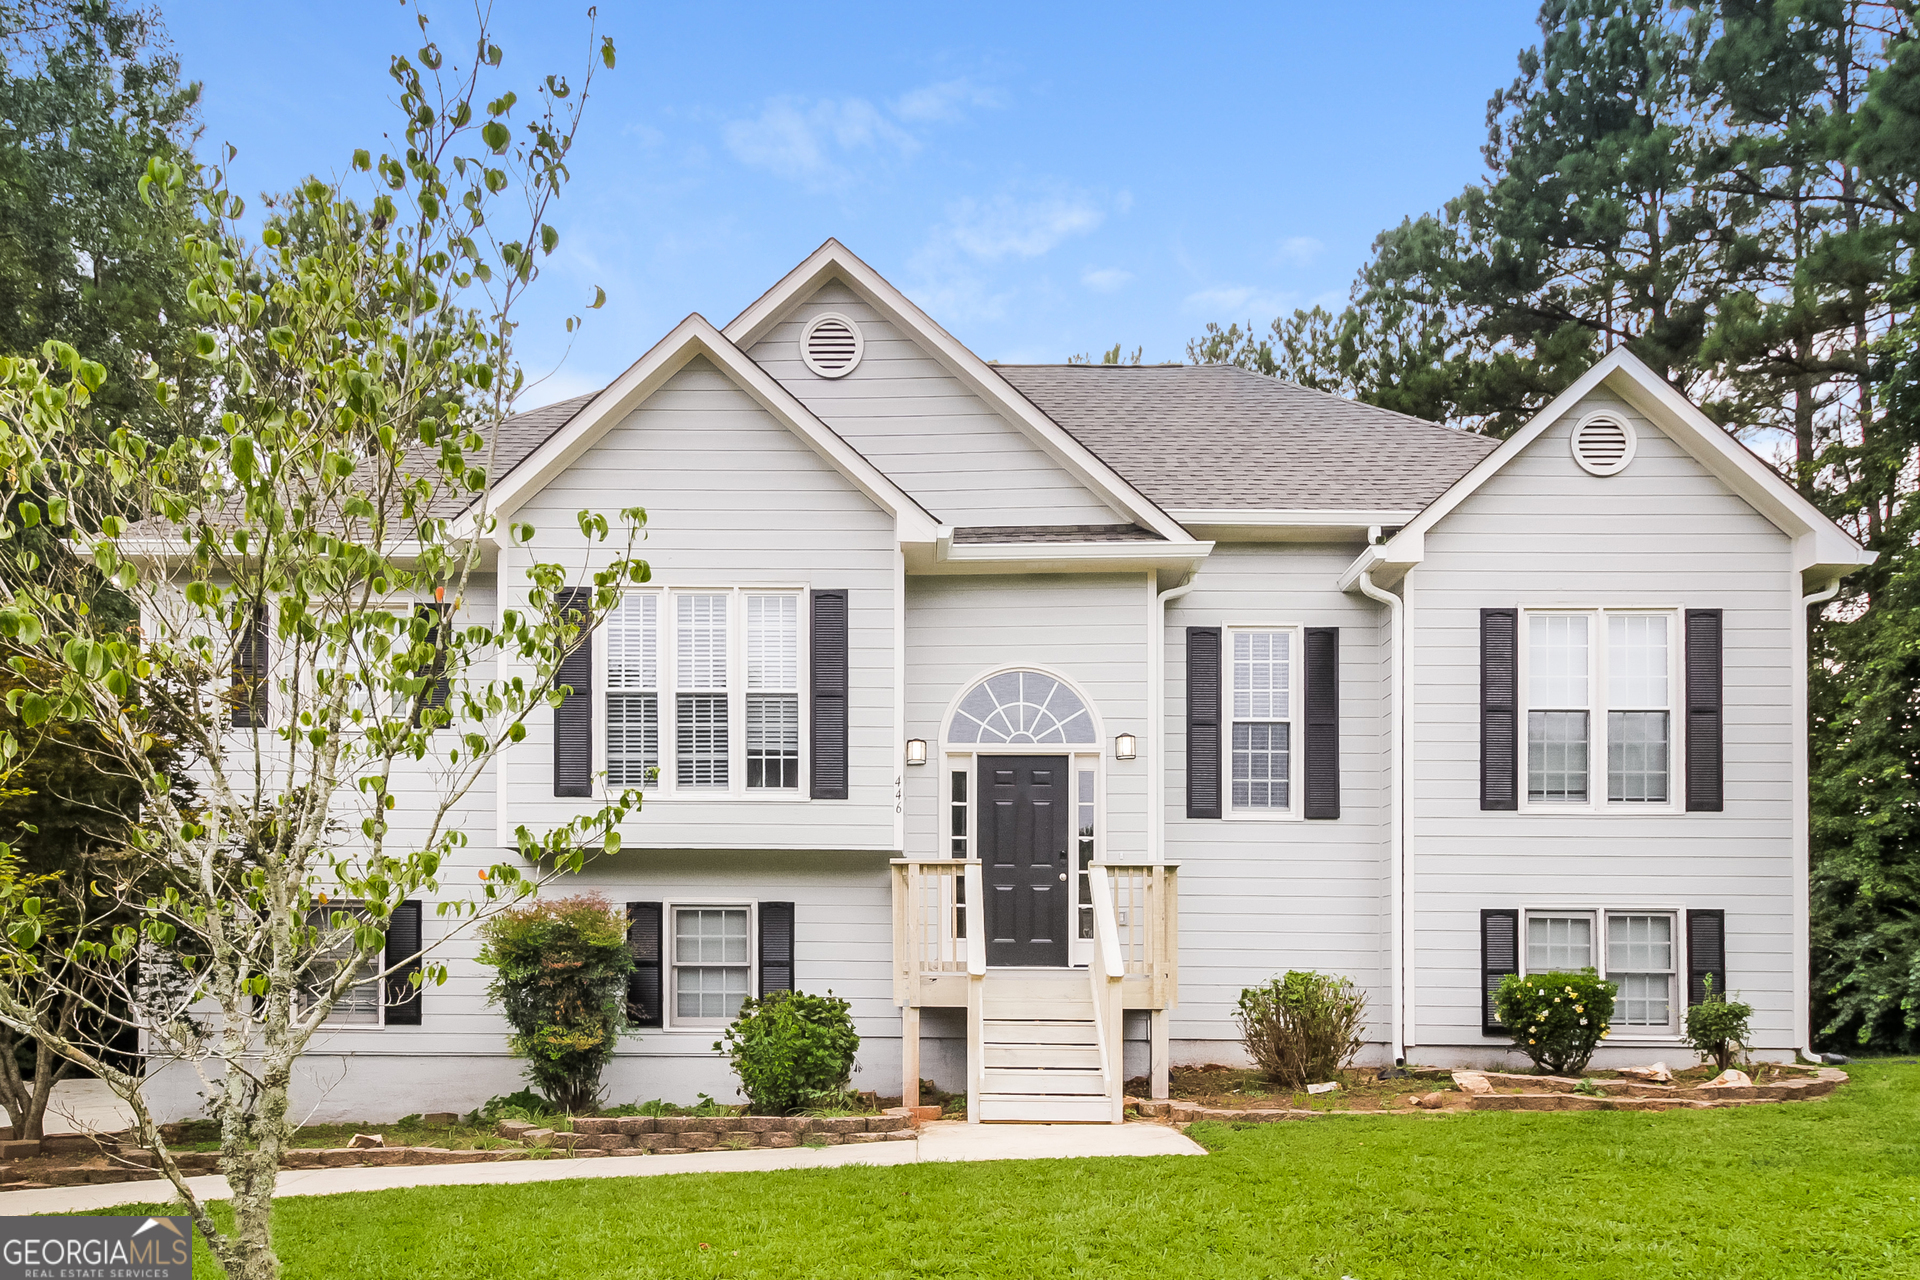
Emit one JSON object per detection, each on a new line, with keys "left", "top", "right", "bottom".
{"left": 167, "top": 2, "right": 1543, "bottom": 408}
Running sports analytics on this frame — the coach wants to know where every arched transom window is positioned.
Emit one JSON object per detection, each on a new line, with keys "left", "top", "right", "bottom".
{"left": 947, "top": 670, "right": 1097, "bottom": 745}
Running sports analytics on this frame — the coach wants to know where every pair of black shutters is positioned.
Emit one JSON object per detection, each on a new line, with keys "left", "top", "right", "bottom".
{"left": 1185, "top": 626, "right": 1341, "bottom": 820}
{"left": 229, "top": 604, "right": 451, "bottom": 729}
{"left": 1479, "top": 608, "right": 1724, "bottom": 812}
{"left": 624, "top": 902, "right": 794, "bottom": 1027}
{"left": 1479, "top": 908, "right": 1725, "bottom": 1035}
{"left": 552, "top": 589, "right": 850, "bottom": 799}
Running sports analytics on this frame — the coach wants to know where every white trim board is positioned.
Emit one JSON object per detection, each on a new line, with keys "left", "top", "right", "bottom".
{"left": 721, "top": 239, "right": 1200, "bottom": 547}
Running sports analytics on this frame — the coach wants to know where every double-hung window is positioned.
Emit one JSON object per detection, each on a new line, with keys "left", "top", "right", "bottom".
{"left": 672, "top": 905, "right": 751, "bottom": 1025}
{"left": 676, "top": 594, "right": 730, "bottom": 788}
{"left": 303, "top": 903, "right": 382, "bottom": 1027}
{"left": 1523, "top": 610, "right": 1676, "bottom": 808}
{"left": 606, "top": 593, "right": 659, "bottom": 788}
{"left": 1522, "top": 908, "right": 1678, "bottom": 1034}
{"left": 1228, "top": 628, "right": 1296, "bottom": 814}
{"left": 745, "top": 595, "right": 800, "bottom": 790}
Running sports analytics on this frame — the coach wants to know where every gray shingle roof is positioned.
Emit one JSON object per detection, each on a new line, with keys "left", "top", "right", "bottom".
{"left": 994, "top": 364, "right": 1497, "bottom": 512}
{"left": 951, "top": 524, "right": 1161, "bottom": 544}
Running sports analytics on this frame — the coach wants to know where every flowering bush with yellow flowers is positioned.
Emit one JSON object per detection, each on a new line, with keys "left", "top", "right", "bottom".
{"left": 1494, "top": 970, "right": 1617, "bottom": 1074}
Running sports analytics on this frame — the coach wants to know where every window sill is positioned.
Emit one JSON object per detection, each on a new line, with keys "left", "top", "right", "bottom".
{"left": 601, "top": 791, "right": 812, "bottom": 804}
{"left": 1223, "top": 810, "right": 1302, "bottom": 823}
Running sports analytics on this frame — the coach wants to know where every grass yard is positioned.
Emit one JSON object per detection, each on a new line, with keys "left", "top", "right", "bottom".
{"left": 98, "top": 1059, "right": 1920, "bottom": 1279}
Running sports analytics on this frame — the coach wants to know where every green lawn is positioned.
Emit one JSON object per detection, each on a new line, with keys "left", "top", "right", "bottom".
{"left": 102, "top": 1059, "right": 1920, "bottom": 1279}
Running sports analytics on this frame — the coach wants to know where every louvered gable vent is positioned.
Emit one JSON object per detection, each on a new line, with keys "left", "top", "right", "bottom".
{"left": 801, "top": 313, "right": 863, "bottom": 378}
{"left": 1571, "top": 412, "right": 1636, "bottom": 476}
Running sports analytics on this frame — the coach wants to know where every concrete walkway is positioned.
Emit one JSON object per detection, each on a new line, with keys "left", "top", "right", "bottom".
{"left": 0, "top": 1121, "right": 1204, "bottom": 1215}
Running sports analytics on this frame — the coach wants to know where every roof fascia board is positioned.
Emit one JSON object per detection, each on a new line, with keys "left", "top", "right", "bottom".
{"left": 915, "top": 539, "right": 1215, "bottom": 577}
{"left": 1167, "top": 507, "right": 1420, "bottom": 526}
{"left": 484, "top": 314, "right": 941, "bottom": 545}
{"left": 722, "top": 240, "right": 1198, "bottom": 545}
{"left": 1377, "top": 349, "right": 1871, "bottom": 576}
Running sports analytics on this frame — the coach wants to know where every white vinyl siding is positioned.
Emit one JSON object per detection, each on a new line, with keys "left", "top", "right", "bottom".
{"left": 1228, "top": 627, "right": 1298, "bottom": 815}
{"left": 672, "top": 906, "right": 752, "bottom": 1025}
{"left": 1521, "top": 608, "right": 1679, "bottom": 811}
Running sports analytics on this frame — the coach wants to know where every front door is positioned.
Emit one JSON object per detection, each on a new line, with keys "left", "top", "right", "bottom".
{"left": 979, "top": 755, "right": 1070, "bottom": 966}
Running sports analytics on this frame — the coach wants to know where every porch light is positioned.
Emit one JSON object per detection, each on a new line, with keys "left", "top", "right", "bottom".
{"left": 904, "top": 738, "right": 928, "bottom": 766}
{"left": 1113, "top": 733, "right": 1137, "bottom": 761}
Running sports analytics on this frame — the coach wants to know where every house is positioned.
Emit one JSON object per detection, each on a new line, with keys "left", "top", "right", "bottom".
{"left": 147, "top": 240, "right": 1873, "bottom": 1124}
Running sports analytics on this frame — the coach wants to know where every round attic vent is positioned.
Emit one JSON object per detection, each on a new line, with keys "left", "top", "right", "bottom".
{"left": 1571, "top": 411, "right": 1636, "bottom": 476}
{"left": 801, "top": 313, "right": 863, "bottom": 378}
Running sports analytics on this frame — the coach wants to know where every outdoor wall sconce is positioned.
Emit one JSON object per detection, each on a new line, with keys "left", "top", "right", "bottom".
{"left": 905, "top": 739, "right": 928, "bottom": 766}
{"left": 1113, "top": 733, "right": 1138, "bottom": 760}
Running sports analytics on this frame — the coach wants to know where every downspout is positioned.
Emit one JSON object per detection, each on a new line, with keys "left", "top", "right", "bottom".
{"left": 1353, "top": 565, "right": 1405, "bottom": 1066}
{"left": 1149, "top": 572, "right": 1200, "bottom": 862}
{"left": 1796, "top": 576, "right": 1842, "bottom": 1064}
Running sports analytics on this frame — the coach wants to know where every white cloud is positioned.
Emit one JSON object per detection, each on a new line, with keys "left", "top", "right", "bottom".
{"left": 722, "top": 97, "right": 918, "bottom": 188}
{"left": 1181, "top": 285, "right": 1298, "bottom": 317}
{"left": 944, "top": 189, "right": 1105, "bottom": 262}
{"left": 1081, "top": 267, "right": 1133, "bottom": 293}
{"left": 1275, "top": 236, "right": 1324, "bottom": 266}
{"left": 893, "top": 77, "right": 1003, "bottom": 123}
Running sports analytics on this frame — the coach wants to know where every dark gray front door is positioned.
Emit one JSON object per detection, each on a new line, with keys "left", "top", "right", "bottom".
{"left": 980, "top": 756, "right": 1070, "bottom": 967}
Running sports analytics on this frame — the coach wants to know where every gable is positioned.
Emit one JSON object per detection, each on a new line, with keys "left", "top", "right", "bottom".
{"left": 746, "top": 281, "right": 1124, "bottom": 528}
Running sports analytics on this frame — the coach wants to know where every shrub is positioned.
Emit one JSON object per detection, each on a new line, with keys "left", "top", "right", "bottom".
{"left": 715, "top": 990, "right": 860, "bottom": 1114}
{"left": 1495, "top": 970, "right": 1616, "bottom": 1074}
{"left": 1685, "top": 976, "right": 1754, "bottom": 1071}
{"left": 1235, "top": 971, "right": 1367, "bottom": 1089}
{"left": 477, "top": 894, "right": 634, "bottom": 1113}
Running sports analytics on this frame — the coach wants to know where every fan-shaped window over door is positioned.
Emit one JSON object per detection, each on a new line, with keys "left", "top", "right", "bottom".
{"left": 947, "top": 670, "right": 1097, "bottom": 745}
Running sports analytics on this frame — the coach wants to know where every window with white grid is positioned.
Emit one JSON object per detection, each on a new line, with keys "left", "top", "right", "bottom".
{"left": 606, "top": 592, "right": 658, "bottom": 788}
{"left": 1527, "top": 614, "right": 1590, "bottom": 802}
{"left": 1229, "top": 629, "right": 1293, "bottom": 812}
{"left": 302, "top": 902, "right": 383, "bottom": 1027}
{"left": 745, "top": 595, "right": 800, "bottom": 789}
{"left": 1525, "top": 913, "right": 1594, "bottom": 971}
{"left": 1607, "top": 614, "right": 1671, "bottom": 804}
{"left": 676, "top": 594, "right": 729, "bottom": 787}
{"left": 1607, "top": 913, "right": 1676, "bottom": 1028}
{"left": 672, "top": 906, "right": 751, "bottom": 1023}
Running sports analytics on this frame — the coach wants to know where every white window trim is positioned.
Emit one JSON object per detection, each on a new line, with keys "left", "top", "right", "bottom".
{"left": 664, "top": 899, "right": 758, "bottom": 1032}
{"left": 1518, "top": 904, "right": 1687, "bottom": 1043}
{"left": 942, "top": 748, "right": 1106, "bottom": 969}
{"left": 1516, "top": 606, "right": 1685, "bottom": 815}
{"left": 593, "top": 585, "right": 810, "bottom": 803}
{"left": 1221, "top": 622, "right": 1305, "bottom": 822}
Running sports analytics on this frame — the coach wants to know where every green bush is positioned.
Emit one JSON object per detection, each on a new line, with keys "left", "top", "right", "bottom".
{"left": 1235, "top": 971, "right": 1368, "bottom": 1089}
{"left": 714, "top": 990, "right": 860, "bottom": 1115}
{"left": 1685, "top": 977, "right": 1754, "bottom": 1071}
{"left": 477, "top": 894, "right": 634, "bottom": 1113}
{"left": 1494, "top": 970, "right": 1616, "bottom": 1074}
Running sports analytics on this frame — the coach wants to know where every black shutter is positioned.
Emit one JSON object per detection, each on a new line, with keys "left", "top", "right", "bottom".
{"left": 1481, "top": 908, "right": 1519, "bottom": 1035}
{"left": 552, "top": 588, "right": 593, "bottom": 798}
{"left": 413, "top": 602, "right": 452, "bottom": 727}
{"left": 1480, "top": 609, "right": 1519, "bottom": 811}
{"left": 232, "top": 603, "right": 269, "bottom": 728}
{"left": 627, "top": 902, "right": 663, "bottom": 1028}
{"left": 1186, "top": 627, "right": 1222, "bottom": 819}
{"left": 1687, "top": 908, "right": 1726, "bottom": 1006}
{"left": 810, "top": 590, "right": 850, "bottom": 800}
{"left": 759, "top": 902, "right": 795, "bottom": 996}
{"left": 1685, "top": 609, "right": 1724, "bottom": 812}
{"left": 1304, "top": 627, "right": 1340, "bottom": 820}
{"left": 383, "top": 899, "right": 423, "bottom": 1026}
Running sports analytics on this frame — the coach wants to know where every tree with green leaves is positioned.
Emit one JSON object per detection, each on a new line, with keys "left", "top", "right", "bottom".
{"left": 0, "top": 9, "right": 641, "bottom": 1276}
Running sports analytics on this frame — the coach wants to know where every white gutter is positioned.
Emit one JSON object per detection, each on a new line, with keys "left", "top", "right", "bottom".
{"left": 1352, "top": 565, "right": 1406, "bottom": 1065}
{"left": 1148, "top": 571, "right": 1200, "bottom": 861}
{"left": 1795, "top": 575, "right": 1843, "bottom": 1064}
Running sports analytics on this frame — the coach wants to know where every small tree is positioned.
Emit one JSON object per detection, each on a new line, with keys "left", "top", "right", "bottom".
{"left": 1495, "top": 970, "right": 1616, "bottom": 1075}
{"left": 716, "top": 990, "right": 860, "bottom": 1114}
{"left": 1684, "top": 976, "right": 1754, "bottom": 1072}
{"left": 0, "top": 9, "right": 634, "bottom": 1279}
{"left": 478, "top": 894, "right": 633, "bottom": 1113}
{"left": 1235, "top": 971, "right": 1367, "bottom": 1089}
